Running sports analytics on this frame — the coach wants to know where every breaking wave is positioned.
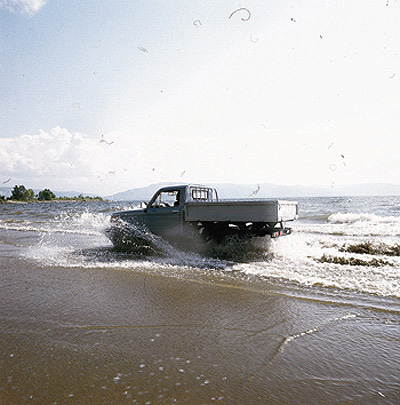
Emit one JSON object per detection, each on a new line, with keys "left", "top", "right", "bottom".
{"left": 297, "top": 211, "right": 400, "bottom": 238}
{"left": 328, "top": 212, "right": 399, "bottom": 225}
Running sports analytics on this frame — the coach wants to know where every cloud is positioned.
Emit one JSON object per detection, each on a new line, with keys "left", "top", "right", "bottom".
{"left": 0, "top": 127, "right": 137, "bottom": 194}
{"left": 0, "top": 0, "right": 48, "bottom": 15}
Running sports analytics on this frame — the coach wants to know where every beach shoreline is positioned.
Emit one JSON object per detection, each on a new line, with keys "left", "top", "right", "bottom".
{"left": 0, "top": 198, "right": 105, "bottom": 204}
{"left": 1, "top": 256, "right": 399, "bottom": 404}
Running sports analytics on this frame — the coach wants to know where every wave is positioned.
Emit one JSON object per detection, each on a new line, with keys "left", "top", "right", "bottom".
{"left": 299, "top": 213, "right": 332, "bottom": 222}
{"left": 296, "top": 211, "right": 400, "bottom": 238}
{"left": 328, "top": 212, "right": 400, "bottom": 225}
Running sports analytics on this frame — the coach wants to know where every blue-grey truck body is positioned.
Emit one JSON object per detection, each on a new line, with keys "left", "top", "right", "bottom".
{"left": 107, "top": 184, "right": 298, "bottom": 252}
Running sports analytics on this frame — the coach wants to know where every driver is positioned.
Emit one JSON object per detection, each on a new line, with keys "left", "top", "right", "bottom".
{"left": 174, "top": 191, "right": 180, "bottom": 207}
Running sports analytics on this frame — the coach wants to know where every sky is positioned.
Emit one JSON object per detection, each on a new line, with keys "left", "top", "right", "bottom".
{"left": 1, "top": 0, "right": 400, "bottom": 195}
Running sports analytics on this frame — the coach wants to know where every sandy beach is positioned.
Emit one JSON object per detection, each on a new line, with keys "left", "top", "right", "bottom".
{"left": 2, "top": 253, "right": 399, "bottom": 404}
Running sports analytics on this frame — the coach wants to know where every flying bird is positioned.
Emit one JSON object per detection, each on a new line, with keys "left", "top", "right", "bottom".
{"left": 229, "top": 8, "right": 251, "bottom": 21}
{"left": 99, "top": 134, "right": 114, "bottom": 145}
{"left": 249, "top": 184, "right": 261, "bottom": 196}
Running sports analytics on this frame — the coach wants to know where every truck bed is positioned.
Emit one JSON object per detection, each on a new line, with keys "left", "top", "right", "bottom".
{"left": 184, "top": 200, "right": 298, "bottom": 223}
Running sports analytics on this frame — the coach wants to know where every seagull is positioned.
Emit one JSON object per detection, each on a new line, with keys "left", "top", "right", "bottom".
{"left": 99, "top": 134, "right": 114, "bottom": 145}
{"left": 249, "top": 184, "right": 261, "bottom": 196}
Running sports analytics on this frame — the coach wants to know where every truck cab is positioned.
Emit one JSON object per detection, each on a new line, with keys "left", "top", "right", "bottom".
{"left": 139, "top": 185, "right": 217, "bottom": 241}
{"left": 147, "top": 185, "right": 217, "bottom": 209}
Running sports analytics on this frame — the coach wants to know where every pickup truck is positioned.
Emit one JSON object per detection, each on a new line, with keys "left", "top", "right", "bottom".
{"left": 107, "top": 184, "right": 298, "bottom": 254}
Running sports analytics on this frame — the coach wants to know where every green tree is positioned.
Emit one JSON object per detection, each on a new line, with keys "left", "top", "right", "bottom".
{"left": 10, "top": 185, "right": 28, "bottom": 201}
{"left": 26, "top": 189, "right": 35, "bottom": 200}
{"left": 10, "top": 185, "right": 35, "bottom": 201}
{"left": 38, "top": 189, "right": 56, "bottom": 200}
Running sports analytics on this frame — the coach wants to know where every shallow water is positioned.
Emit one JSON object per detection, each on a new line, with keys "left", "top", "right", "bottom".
{"left": 1, "top": 197, "right": 399, "bottom": 403}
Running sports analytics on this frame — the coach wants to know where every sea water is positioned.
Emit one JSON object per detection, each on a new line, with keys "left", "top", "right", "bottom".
{"left": 1, "top": 196, "right": 399, "bottom": 403}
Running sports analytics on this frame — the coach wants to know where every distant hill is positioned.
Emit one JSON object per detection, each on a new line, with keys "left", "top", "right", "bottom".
{"left": 0, "top": 187, "right": 11, "bottom": 197}
{"left": 106, "top": 182, "right": 400, "bottom": 200}
{"left": 106, "top": 182, "right": 175, "bottom": 201}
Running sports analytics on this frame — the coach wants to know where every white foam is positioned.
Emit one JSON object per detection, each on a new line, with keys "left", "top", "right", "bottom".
{"left": 235, "top": 231, "right": 400, "bottom": 298}
{"left": 328, "top": 212, "right": 399, "bottom": 225}
{"left": 296, "top": 212, "right": 400, "bottom": 237}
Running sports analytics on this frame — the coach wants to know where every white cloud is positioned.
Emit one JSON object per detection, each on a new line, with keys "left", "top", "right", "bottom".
{"left": 0, "top": 127, "right": 146, "bottom": 195}
{"left": 0, "top": 0, "right": 48, "bottom": 15}
{"left": 1, "top": 122, "right": 399, "bottom": 197}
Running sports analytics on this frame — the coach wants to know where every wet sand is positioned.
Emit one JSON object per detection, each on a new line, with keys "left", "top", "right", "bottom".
{"left": 1, "top": 252, "right": 399, "bottom": 404}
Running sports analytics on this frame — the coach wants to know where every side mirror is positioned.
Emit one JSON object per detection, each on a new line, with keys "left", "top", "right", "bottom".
{"left": 141, "top": 201, "right": 148, "bottom": 213}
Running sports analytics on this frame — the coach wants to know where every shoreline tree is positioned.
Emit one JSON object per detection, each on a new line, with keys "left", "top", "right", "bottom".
{"left": 10, "top": 185, "right": 35, "bottom": 201}
{"left": 4, "top": 184, "right": 103, "bottom": 202}
{"left": 38, "top": 189, "right": 56, "bottom": 200}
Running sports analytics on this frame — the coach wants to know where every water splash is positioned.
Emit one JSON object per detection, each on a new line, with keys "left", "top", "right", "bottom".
{"left": 19, "top": 202, "right": 400, "bottom": 299}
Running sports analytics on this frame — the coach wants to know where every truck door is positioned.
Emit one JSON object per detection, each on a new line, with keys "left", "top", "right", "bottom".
{"left": 146, "top": 189, "right": 184, "bottom": 240}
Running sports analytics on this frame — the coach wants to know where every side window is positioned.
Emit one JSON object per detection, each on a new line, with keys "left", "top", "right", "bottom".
{"left": 150, "top": 193, "right": 161, "bottom": 208}
{"left": 150, "top": 190, "right": 181, "bottom": 208}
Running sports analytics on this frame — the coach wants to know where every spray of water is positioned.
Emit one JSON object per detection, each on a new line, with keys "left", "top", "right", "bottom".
{"left": 24, "top": 208, "right": 400, "bottom": 298}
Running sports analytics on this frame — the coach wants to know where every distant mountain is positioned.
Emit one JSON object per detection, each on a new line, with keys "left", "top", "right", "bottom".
{"left": 106, "top": 182, "right": 179, "bottom": 201}
{"left": 53, "top": 190, "right": 100, "bottom": 198}
{"left": 0, "top": 187, "right": 12, "bottom": 197}
{"left": 106, "top": 182, "right": 400, "bottom": 200}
